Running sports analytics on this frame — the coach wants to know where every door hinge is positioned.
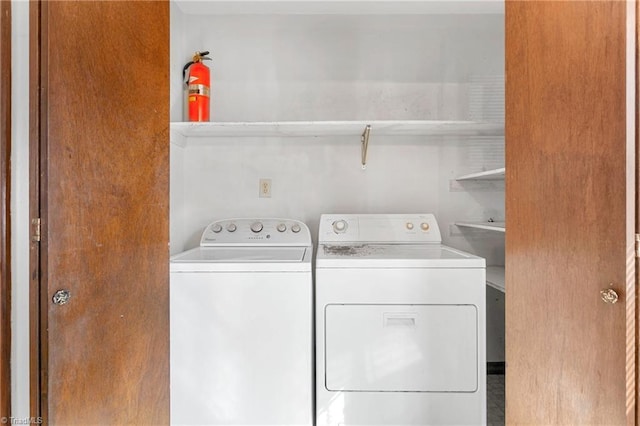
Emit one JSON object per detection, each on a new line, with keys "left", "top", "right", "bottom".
{"left": 636, "top": 234, "right": 640, "bottom": 259}
{"left": 32, "top": 218, "right": 41, "bottom": 242}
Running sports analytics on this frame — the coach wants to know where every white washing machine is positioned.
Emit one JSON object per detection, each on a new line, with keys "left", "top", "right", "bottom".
{"left": 315, "top": 214, "right": 486, "bottom": 426}
{"left": 170, "top": 218, "right": 313, "bottom": 426}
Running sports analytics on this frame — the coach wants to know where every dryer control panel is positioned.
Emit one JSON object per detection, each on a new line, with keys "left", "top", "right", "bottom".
{"left": 318, "top": 214, "right": 442, "bottom": 244}
{"left": 200, "top": 218, "right": 311, "bottom": 246}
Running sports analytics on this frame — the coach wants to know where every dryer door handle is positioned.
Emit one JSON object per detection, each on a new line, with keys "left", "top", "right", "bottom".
{"left": 384, "top": 313, "right": 416, "bottom": 327}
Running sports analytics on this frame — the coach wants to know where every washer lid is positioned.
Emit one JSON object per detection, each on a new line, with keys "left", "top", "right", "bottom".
{"left": 170, "top": 246, "right": 312, "bottom": 272}
{"left": 316, "top": 244, "right": 484, "bottom": 268}
{"left": 172, "top": 246, "right": 309, "bottom": 262}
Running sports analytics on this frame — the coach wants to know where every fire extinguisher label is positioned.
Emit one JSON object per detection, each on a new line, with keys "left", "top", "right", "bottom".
{"left": 188, "top": 84, "right": 210, "bottom": 98}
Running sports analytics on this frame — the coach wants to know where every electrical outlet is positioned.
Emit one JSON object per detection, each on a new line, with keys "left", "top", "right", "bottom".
{"left": 259, "top": 179, "right": 272, "bottom": 198}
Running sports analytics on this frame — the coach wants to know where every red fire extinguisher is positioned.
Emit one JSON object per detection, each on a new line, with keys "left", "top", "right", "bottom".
{"left": 183, "top": 51, "right": 212, "bottom": 122}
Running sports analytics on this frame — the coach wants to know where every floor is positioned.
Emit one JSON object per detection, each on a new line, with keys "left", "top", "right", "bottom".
{"left": 487, "top": 374, "right": 505, "bottom": 425}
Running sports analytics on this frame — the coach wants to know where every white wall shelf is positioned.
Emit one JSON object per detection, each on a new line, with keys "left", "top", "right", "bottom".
{"left": 456, "top": 167, "right": 505, "bottom": 181}
{"left": 455, "top": 221, "right": 505, "bottom": 233}
{"left": 170, "top": 120, "right": 504, "bottom": 141}
{"left": 486, "top": 266, "right": 505, "bottom": 293}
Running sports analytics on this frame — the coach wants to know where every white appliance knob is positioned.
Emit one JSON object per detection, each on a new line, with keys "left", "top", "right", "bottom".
{"left": 291, "top": 224, "right": 301, "bottom": 233}
{"left": 333, "top": 220, "right": 348, "bottom": 233}
{"left": 277, "top": 223, "right": 287, "bottom": 232}
{"left": 406, "top": 222, "right": 414, "bottom": 230}
{"left": 421, "top": 222, "right": 430, "bottom": 231}
{"left": 226, "top": 223, "right": 237, "bottom": 232}
{"left": 250, "top": 222, "right": 263, "bottom": 233}
{"left": 211, "top": 224, "right": 223, "bottom": 233}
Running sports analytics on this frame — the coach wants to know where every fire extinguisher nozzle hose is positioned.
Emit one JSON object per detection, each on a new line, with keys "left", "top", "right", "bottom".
{"left": 182, "top": 61, "right": 195, "bottom": 85}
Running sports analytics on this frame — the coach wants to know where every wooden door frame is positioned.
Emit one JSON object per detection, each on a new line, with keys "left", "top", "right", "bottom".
{"left": 29, "top": 0, "right": 44, "bottom": 421}
{"left": 0, "top": 0, "right": 11, "bottom": 420}
{"left": 636, "top": 0, "right": 640, "bottom": 423}
{"left": 22, "top": 1, "right": 640, "bottom": 423}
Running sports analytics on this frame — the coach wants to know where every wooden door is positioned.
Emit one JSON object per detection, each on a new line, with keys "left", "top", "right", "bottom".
{"left": 30, "top": 1, "right": 170, "bottom": 424}
{"left": 506, "top": 1, "right": 634, "bottom": 424}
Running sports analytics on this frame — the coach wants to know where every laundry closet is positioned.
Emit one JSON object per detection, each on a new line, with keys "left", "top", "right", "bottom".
{"left": 23, "top": 1, "right": 632, "bottom": 424}
{"left": 169, "top": 0, "right": 506, "bottom": 364}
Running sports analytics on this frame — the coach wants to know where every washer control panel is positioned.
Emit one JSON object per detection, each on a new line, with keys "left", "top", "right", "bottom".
{"left": 200, "top": 218, "right": 311, "bottom": 246}
{"left": 318, "top": 214, "right": 442, "bottom": 243}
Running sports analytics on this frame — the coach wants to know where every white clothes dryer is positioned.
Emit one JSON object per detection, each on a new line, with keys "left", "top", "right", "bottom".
{"left": 170, "top": 218, "right": 313, "bottom": 426}
{"left": 315, "top": 214, "right": 486, "bottom": 426}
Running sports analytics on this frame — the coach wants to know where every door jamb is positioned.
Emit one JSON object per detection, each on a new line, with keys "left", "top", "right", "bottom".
{"left": 635, "top": 0, "right": 640, "bottom": 423}
{"left": 0, "top": 0, "right": 11, "bottom": 420}
{"left": 29, "top": 0, "right": 45, "bottom": 421}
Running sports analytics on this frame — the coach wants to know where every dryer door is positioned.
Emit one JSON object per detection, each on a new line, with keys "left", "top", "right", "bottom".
{"left": 325, "top": 304, "right": 478, "bottom": 392}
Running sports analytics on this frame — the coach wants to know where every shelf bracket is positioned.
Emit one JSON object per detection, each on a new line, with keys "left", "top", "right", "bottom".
{"left": 361, "top": 124, "right": 371, "bottom": 170}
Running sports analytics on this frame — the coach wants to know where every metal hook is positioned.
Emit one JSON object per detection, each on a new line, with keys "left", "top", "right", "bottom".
{"left": 361, "top": 125, "right": 371, "bottom": 170}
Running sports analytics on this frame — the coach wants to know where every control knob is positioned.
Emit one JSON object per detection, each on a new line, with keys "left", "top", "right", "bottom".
{"left": 250, "top": 222, "right": 264, "bottom": 233}
{"left": 211, "top": 224, "right": 223, "bottom": 233}
{"left": 333, "top": 220, "right": 348, "bottom": 233}
{"left": 420, "top": 222, "right": 430, "bottom": 231}
{"left": 226, "top": 223, "right": 237, "bottom": 232}
{"left": 277, "top": 223, "right": 287, "bottom": 232}
{"left": 291, "top": 224, "right": 301, "bottom": 233}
